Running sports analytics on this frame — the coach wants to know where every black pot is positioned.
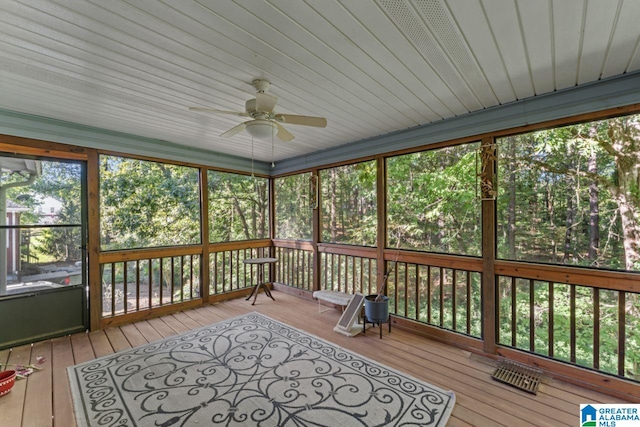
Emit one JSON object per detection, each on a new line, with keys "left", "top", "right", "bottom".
{"left": 364, "top": 294, "right": 389, "bottom": 323}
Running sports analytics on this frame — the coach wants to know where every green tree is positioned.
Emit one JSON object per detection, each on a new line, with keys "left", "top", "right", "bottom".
{"left": 275, "top": 173, "right": 312, "bottom": 240}
{"left": 208, "top": 171, "right": 269, "bottom": 242}
{"left": 100, "top": 156, "right": 200, "bottom": 250}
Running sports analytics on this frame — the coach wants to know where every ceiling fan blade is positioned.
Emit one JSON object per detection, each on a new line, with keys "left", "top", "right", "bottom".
{"left": 274, "top": 114, "right": 327, "bottom": 127}
{"left": 189, "top": 107, "right": 249, "bottom": 117}
{"left": 220, "top": 122, "right": 247, "bottom": 138}
{"left": 255, "top": 93, "right": 277, "bottom": 113}
{"left": 275, "top": 122, "right": 295, "bottom": 142}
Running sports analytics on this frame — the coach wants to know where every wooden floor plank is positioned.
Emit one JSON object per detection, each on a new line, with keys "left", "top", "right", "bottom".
{"left": 160, "top": 313, "right": 192, "bottom": 334}
{"left": 6, "top": 291, "right": 633, "bottom": 427}
{"left": 0, "top": 344, "right": 32, "bottom": 427}
{"left": 88, "top": 331, "right": 114, "bottom": 358}
{"left": 21, "top": 341, "right": 53, "bottom": 427}
{"left": 70, "top": 332, "right": 94, "bottom": 364}
{"left": 51, "top": 336, "right": 76, "bottom": 427}
{"left": 147, "top": 317, "right": 178, "bottom": 338}
{"left": 133, "top": 321, "right": 163, "bottom": 343}
{"left": 103, "top": 327, "right": 131, "bottom": 353}
{"left": 119, "top": 323, "right": 148, "bottom": 348}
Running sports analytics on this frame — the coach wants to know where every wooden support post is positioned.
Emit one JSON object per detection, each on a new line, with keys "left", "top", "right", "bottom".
{"left": 311, "top": 170, "right": 321, "bottom": 292}
{"left": 376, "top": 156, "right": 387, "bottom": 295}
{"left": 87, "top": 149, "right": 101, "bottom": 331}
{"left": 480, "top": 137, "right": 497, "bottom": 354}
{"left": 200, "top": 168, "right": 210, "bottom": 301}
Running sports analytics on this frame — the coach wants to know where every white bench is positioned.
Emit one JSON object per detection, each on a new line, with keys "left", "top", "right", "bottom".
{"left": 312, "top": 290, "right": 353, "bottom": 313}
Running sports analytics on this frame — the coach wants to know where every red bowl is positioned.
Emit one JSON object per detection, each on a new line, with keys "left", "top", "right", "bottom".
{"left": 0, "top": 370, "right": 16, "bottom": 397}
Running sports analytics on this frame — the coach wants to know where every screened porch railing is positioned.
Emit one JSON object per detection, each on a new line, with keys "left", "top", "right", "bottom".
{"left": 273, "top": 244, "right": 314, "bottom": 291}
{"left": 496, "top": 269, "right": 640, "bottom": 382}
{"left": 209, "top": 243, "right": 272, "bottom": 295}
{"left": 319, "top": 244, "right": 377, "bottom": 295}
{"left": 100, "top": 247, "right": 202, "bottom": 318}
{"left": 384, "top": 252, "right": 484, "bottom": 339}
{"left": 99, "top": 238, "right": 639, "bottom": 386}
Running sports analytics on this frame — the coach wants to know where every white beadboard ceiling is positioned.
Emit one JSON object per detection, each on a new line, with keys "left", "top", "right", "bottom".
{"left": 1, "top": 0, "right": 640, "bottom": 163}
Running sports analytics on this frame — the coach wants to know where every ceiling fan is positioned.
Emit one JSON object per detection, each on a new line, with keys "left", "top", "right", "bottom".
{"left": 189, "top": 79, "right": 327, "bottom": 142}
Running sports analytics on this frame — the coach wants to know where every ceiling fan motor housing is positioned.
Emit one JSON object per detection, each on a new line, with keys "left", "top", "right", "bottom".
{"left": 245, "top": 98, "right": 257, "bottom": 113}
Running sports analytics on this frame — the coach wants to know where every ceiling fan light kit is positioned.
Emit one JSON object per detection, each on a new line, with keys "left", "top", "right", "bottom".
{"left": 189, "top": 79, "right": 327, "bottom": 143}
{"left": 245, "top": 120, "right": 276, "bottom": 139}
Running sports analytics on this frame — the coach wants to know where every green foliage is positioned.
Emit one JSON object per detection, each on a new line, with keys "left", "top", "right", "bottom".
{"left": 31, "top": 162, "right": 83, "bottom": 261}
{"left": 386, "top": 143, "right": 481, "bottom": 255}
{"left": 497, "top": 280, "right": 640, "bottom": 380}
{"left": 497, "top": 116, "right": 638, "bottom": 270}
{"left": 208, "top": 171, "right": 269, "bottom": 242}
{"left": 320, "top": 161, "right": 377, "bottom": 246}
{"left": 99, "top": 156, "right": 201, "bottom": 250}
{"left": 275, "top": 173, "right": 312, "bottom": 240}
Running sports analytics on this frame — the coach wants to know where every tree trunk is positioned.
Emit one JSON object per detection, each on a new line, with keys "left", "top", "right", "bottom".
{"left": 562, "top": 149, "right": 576, "bottom": 264}
{"left": 506, "top": 137, "right": 517, "bottom": 259}
{"left": 588, "top": 150, "right": 600, "bottom": 264}
{"left": 608, "top": 117, "right": 640, "bottom": 270}
{"left": 224, "top": 182, "right": 251, "bottom": 240}
{"left": 330, "top": 168, "right": 337, "bottom": 242}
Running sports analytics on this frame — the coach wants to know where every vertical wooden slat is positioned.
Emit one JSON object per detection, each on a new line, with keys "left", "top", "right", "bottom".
{"left": 358, "top": 257, "right": 365, "bottom": 294}
{"left": 213, "top": 252, "right": 218, "bottom": 295}
{"left": 159, "top": 257, "right": 164, "bottom": 305}
{"left": 123, "top": 261, "right": 128, "bottom": 314}
{"left": 394, "top": 261, "right": 399, "bottom": 315}
{"left": 230, "top": 249, "right": 235, "bottom": 291}
{"left": 439, "top": 267, "right": 444, "bottom": 327}
{"left": 289, "top": 249, "right": 294, "bottom": 286}
{"left": 549, "top": 281, "right": 555, "bottom": 358}
{"left": 222, "top": 251, "right": 227, "bottom": 293}
{"left": 427, "top": 266, "right": 432, "bottom": 324}
{"left": 511, "top": 277, "right": 516, "bottom": 347}
{"left": 180, "top": 256, "right": 185, "bottom": 302}
{"left": 110, "top": 262, "right": 116, "bottom": 316}
{"left": 618, "top": 291, "right": 626, "bottom": 376}
{"left": 403, "top": 263, "right": 408, "bottom": 318}
{"left": 297, "top": 249, "right": 302, "bottom": 287}
{"left": 235, "top": 249, "right": 240, "bottom": 290}
{"left": 529, "top": 279, "right": 535, "bottom": 352}
{"left": 136, "top": 259, "right": 140, "bottom": 311}
{"left": 415, "top": 265, "right": 420, "bottom": 321}
{"left": 466, "top": 272, "right": 471, "bottom": 334}
{"left": 452, "top": 269, "right": 457, "bottom": 331}
{"left": 243, "top": 249, "right": 248, "bottom": 288}
{"left": 320, "top": 253, "right": 326, "bottom": 290}
{"left": 328, "top": 252, "right": 332, "bottom": 291}
{"left": 148, "top": 258, "right": 153, "bottom": 309}
{"left": 594, "top": 288, "right": 600, "bottom": 369}
{"left": 301, "top": 250, "right": 306, "bottom": 289}
{"left": 190, "top": 255, "right": 194, "bottom": 299}
{"left": 337, "top": 254, "right": 343, "bottom": 292}
{"left": 170, "top": 257, "right": 175, "bottom": 304}
{"left": 570, "top": 284, "right": 576, "bottom": 363}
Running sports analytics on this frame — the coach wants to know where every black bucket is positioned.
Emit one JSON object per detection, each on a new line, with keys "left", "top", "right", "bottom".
{"left": 364, "top": 294, "right": 389, "bottom": 323}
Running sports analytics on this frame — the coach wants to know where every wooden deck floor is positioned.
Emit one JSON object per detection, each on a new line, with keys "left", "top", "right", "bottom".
{"left": 0, "top": 291, "right": 631, "bottom": 427}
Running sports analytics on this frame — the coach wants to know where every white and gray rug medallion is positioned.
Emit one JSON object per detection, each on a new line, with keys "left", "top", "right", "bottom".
{"left": 68, "top": 312, "right": 455, "bottom": 426}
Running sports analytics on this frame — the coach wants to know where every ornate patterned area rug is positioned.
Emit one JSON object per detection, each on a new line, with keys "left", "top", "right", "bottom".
{"left": 68, "top": 313, "right": 455, "bottom": 426}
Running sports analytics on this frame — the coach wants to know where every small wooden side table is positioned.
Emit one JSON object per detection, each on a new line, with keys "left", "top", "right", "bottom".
{"left": 243, "top": 257, "right": 278, "bottom": 305}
